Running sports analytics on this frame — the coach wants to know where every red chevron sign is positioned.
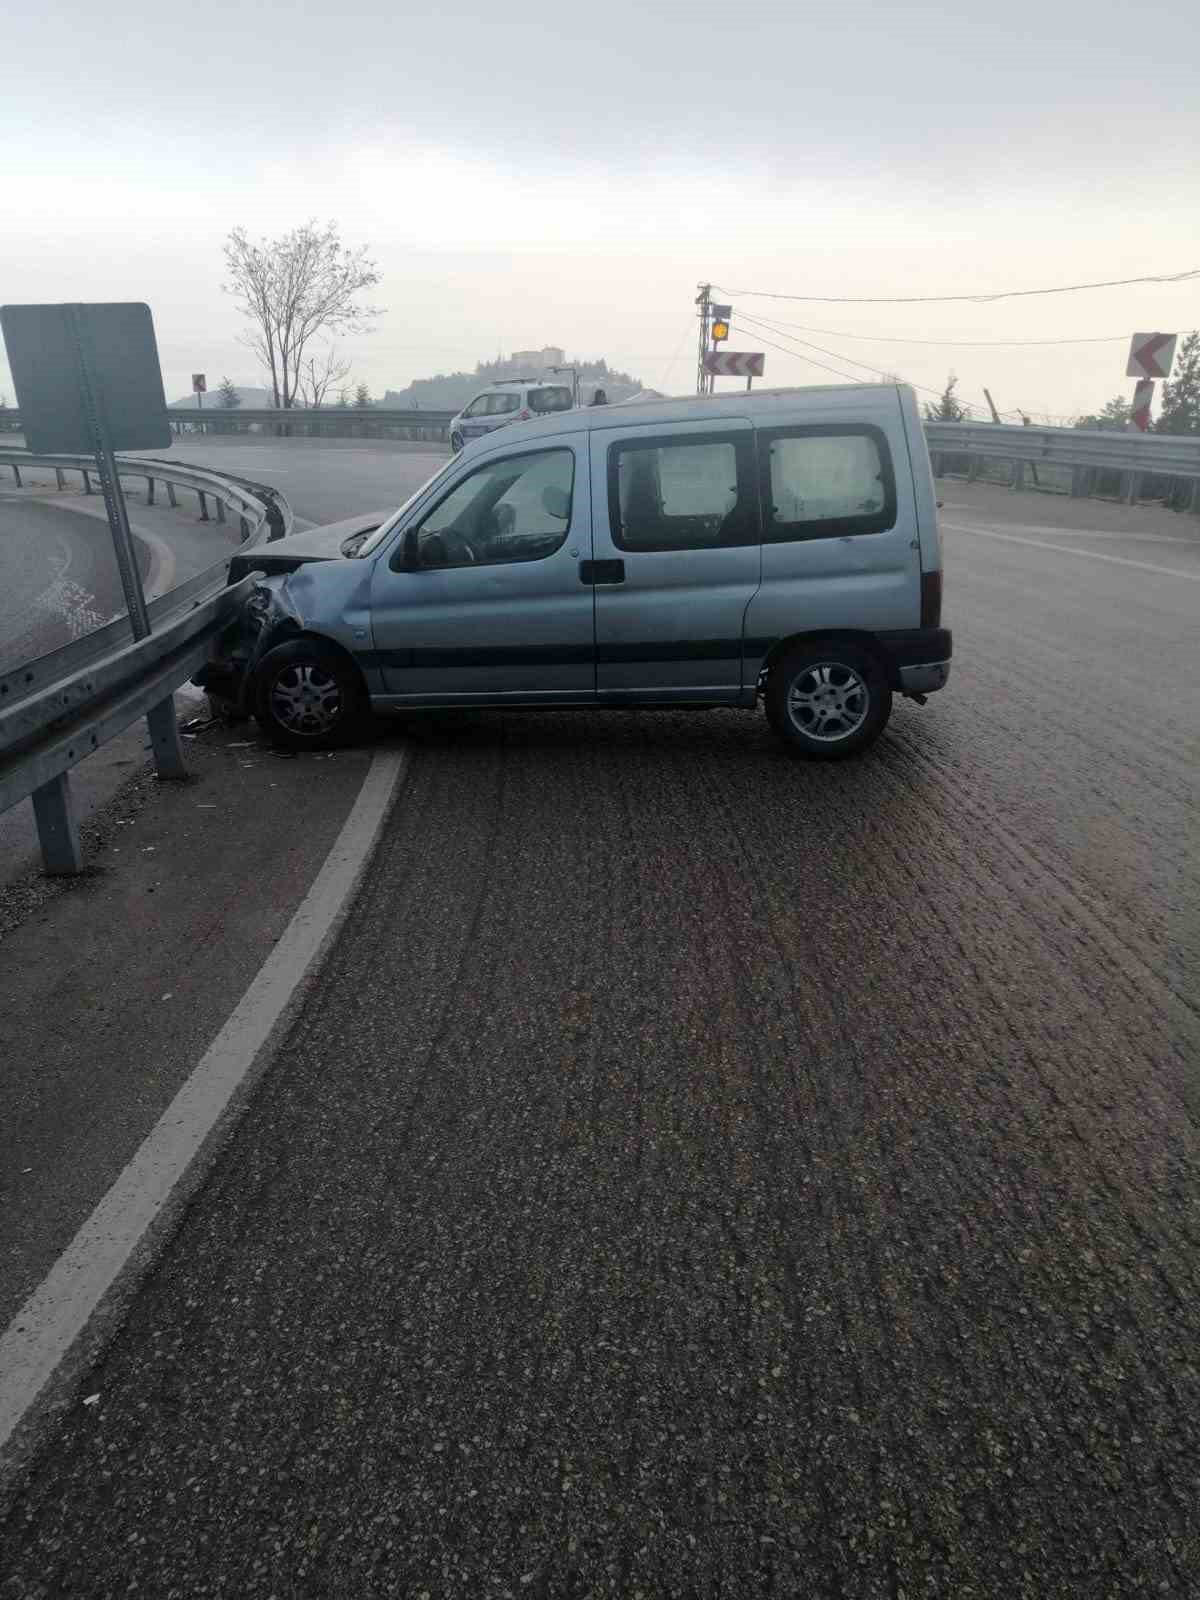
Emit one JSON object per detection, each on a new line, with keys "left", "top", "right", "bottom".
{"left": 1126, "top": 332, "right": 1176, "bottom": 380}
{"left": 1131, "top": 379, "right": 1155, "bottom": 432}
{"left": 703, "top": 351, "right": 765, "bottom": 378}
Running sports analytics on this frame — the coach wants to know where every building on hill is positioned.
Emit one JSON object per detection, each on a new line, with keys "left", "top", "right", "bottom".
{"left": 510, "top": 346, "right": 566, "bottom": 373}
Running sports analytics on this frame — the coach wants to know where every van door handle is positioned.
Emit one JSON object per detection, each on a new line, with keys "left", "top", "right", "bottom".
{"left": 580, "top": 560, "right": 625, "bottom": 585}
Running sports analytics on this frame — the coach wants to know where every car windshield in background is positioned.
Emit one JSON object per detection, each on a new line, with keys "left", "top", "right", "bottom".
{"left": 528, "top": 386, "right": 573, "bottom": 413}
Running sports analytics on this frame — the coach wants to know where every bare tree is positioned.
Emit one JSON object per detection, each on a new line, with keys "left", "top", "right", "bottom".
{"left": 297, "top": 344, "right": 352, "bottom": 410}
{"left": 223, "top": 222, "right": 381, "bottom": 410}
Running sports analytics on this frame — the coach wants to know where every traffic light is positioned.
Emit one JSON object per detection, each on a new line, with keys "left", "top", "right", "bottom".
{"left": 710, "top": 304, "right": 731, "bottom": 344}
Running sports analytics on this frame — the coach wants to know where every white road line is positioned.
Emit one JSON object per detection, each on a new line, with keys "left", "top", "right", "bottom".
{"left": 942, "top": 522, "right": 1200, "bottom": 582}
{"left": 0, "top": 747, "right": 408, "bottom": 1466}
{"left": 51, "top": 498, "right": 178, "bottom": 600}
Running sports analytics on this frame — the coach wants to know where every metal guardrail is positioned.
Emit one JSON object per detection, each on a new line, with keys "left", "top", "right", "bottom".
{"left": 0, "top": 446, "right": 291, "bottom": 690}
{"left": 1, "top": 448, "right": 291, "bottom": 874}
{"left": 924, "top": 420, "right": 1200, "bottom": 477}
{"left": 166, "top": 406, "right": 456, "bottom": 441}
{"left": 0, "top": 576, "right": 258, "bottom": 873}
{"left": 924, "top": 420, "right": 1200, "bottom": 509}
{"left": 0, "top": 445, "right": 288, "bottom": 539}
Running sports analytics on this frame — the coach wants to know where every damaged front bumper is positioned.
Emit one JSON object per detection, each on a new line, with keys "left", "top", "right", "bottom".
{"left": 191, "top": 577, "right": 296, "bottom": 714}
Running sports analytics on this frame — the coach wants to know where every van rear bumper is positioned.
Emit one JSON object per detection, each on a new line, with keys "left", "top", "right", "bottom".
{"left": 875, "top": 628, "right": 952, "bottom": 695}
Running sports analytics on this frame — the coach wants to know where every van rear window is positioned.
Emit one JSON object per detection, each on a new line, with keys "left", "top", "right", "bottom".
{"left": 528, "top": 386, "right": 574, "bottom": 413}
{"left": 760, "top": 425, "right": 896, "bottom": 541}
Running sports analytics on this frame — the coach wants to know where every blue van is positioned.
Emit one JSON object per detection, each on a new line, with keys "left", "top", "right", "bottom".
{"left": 199, "top": 383, "right": 951, "bottom": 759}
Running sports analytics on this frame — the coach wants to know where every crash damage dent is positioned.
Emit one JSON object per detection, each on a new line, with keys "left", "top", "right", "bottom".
{"left": 193, "top": 560, "right": 376, "bottom": 716}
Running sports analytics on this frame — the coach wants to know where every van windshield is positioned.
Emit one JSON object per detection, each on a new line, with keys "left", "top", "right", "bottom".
{"left": 352, "top": 457, "right": 459, "bottom": 557}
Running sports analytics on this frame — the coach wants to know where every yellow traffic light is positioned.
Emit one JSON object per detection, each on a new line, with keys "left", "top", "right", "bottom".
{"left": 711, "top": 320, "right": 730, "bottom": 343}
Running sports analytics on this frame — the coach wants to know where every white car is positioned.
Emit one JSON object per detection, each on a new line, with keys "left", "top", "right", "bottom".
{"left": 448, "top": 379, "right": 574, "bottom": 452}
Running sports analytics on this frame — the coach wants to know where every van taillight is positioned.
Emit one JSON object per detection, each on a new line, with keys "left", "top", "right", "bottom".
{"left": 921, "top": 570, "right": 942, "bottom": 628}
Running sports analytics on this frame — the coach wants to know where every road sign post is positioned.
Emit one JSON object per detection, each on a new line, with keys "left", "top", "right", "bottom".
{"left": 0, "top": 302, "right": 185, "bottom": 863}
{"left": 68, "top": 306, "right": 153, "bottom": 640}
{"left": 1131, "top": 379, "right": 1155, "bottom": 433}
{"left": 1125, "top": 334, "right": 1175, "bottom": 437}
{"left": 193, "top": 373, "right": 206, "bottom": 411}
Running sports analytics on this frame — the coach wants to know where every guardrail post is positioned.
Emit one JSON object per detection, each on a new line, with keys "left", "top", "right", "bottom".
{"left": 82, "top": 469, "right": 92, "bottom": 494}
{"left": 55, "top": 467, "right": 66, "bottom": 490}
{"left": 215, "top": 497, "right": 226, "bottom": 525}
{"left": 146, "top": 475, "right": 156, "bottom": 506}
{"left": 32, "top": 773, "right": 85, "bottom": 875}
{"left": 1011, "top": 459, "right": 1024, "bottom": 492}
{"left": 1123, "top": 472, "right": 1138, "bottom": 506}
{"left": 1070, "top": 466, "right": 1088, "bottom": 498}
{"left": 197, "top": 490, "right": 210, "bottom": 521}
{"left": 967, "top": 456, "right": 979, "bottom": 483}
{"left": 146, "top": 695, "right": 189, "bottom": 780}
{"left": 166, "top": 481, "right": 177, "bottom": 508}
{"left": 11, "top": 462, "right": 21, "bottom": 487}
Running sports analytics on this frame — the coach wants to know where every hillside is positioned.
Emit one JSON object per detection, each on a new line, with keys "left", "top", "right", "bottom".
{"left": 380, "top": 356, "right": 645, "bottom": 412}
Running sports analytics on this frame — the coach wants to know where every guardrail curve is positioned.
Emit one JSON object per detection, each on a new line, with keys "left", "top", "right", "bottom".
{"left": 1, "top": 448, "right": 293, "bottom": 875}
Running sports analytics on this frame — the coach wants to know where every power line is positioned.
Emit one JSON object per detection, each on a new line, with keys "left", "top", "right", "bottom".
{"left": 725, "top": 322, "right": 874, "bottom": 386}
{"left": 735, "top": 312, "right": 1126, "bottom": 348}
{"left": 732, "top": 311, "right": 1020, "bottom": 420}
{"left": 715, "top": 267, "right": 1200, "bottom": 305}
{"left": 658, "top": 317, "right": 698, "bottom": 393}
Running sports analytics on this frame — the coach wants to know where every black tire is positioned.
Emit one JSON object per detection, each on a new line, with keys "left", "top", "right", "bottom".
{"left": 450, "top": 430, "right": 465, "bottom": 454}
{"left": 765, "top": 640, "right": 891, "bottom": 759}
{"left": 253, "top": 639, "right": 367, "bottom": 751}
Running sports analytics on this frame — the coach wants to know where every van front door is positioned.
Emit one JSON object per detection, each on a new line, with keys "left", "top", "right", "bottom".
{"left": 368, "top": 438, "right": 595, "bottom": 703}
{"left": 587, "top": 420, "right": 761, "bottom": 701}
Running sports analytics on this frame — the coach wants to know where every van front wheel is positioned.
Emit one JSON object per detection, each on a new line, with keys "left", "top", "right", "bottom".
{"left": 765, "top": 642, "right": 891, "bottom": 759}
{"left": 253, "top": 639, "right": 367, "bottom": 751}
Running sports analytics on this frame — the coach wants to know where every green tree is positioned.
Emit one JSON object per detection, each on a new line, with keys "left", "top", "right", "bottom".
{"left": 213, "top": 374, "right": 242, "bottom": 434}
{"left": 1074, "top": 396, "right": 1131, "bottom": 430}
{"left": 354, "top": 381, "right": 371, "bottom": 408}
{"left": 1155, "top": 330, "right": 1200, "bottom": 436}
{"left": 923, "top": 374, "right": 967, "bottom": 422}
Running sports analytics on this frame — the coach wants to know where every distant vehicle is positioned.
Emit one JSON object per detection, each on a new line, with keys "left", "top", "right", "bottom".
{"left": 448, "top": 379, "right": 574, "bottom": 452}
{"left": 197, "top": 383, "right": 950, "bottom": 759}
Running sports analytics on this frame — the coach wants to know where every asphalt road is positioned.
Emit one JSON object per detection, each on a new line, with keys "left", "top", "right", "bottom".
{"left": 1, "top": 482, "right": 1198, "bottom": 1597}
{"left": 0, "top": 496, "right": 140, "bottom": 675}
{"left": 150, "top": 435, "right": 448, "bottom": 526}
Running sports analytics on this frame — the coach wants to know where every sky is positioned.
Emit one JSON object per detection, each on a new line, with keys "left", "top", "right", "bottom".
{"left": 2, "top": 0, "right": 1198, "bottom": 422}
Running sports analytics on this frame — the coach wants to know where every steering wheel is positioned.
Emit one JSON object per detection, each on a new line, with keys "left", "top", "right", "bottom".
{"left": 424, "top": 530, "right": 479, "bottom": 566}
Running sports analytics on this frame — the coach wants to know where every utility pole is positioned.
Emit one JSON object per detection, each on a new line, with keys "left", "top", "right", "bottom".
{"left": 982, "top": 387, "right": 1002, "bottom": 424}
{"left": 695, "top": 283, "right": 712, "bottom": 395}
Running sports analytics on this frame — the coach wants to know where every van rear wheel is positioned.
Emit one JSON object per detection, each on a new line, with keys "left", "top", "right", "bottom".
{"left": 765, "top": 641, "right": 891, "bottom": 759}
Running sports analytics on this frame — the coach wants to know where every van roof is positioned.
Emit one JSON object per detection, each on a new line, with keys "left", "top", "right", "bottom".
{"left": 485, "top": 377, "right": 573, "bottom": 389}
{"left": 472, "top": 381, "right": 909, "bottom": 445}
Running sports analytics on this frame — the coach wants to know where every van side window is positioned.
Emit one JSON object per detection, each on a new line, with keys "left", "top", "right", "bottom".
{"left": 400, "top": 448, "right": 575, "bottom": 571}
{"left": 760, "top": 425, "right": 896, "bottom": 541}
{"left": 608, "top": 433, "right": 755, "bottom": 552}
{"left": 487, "top": 393, "right": 521, "bottom": 415}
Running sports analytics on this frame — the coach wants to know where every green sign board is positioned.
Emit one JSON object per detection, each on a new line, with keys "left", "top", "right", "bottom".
{"left": 0, "top": 302, "right": 171, "bottom": 454}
